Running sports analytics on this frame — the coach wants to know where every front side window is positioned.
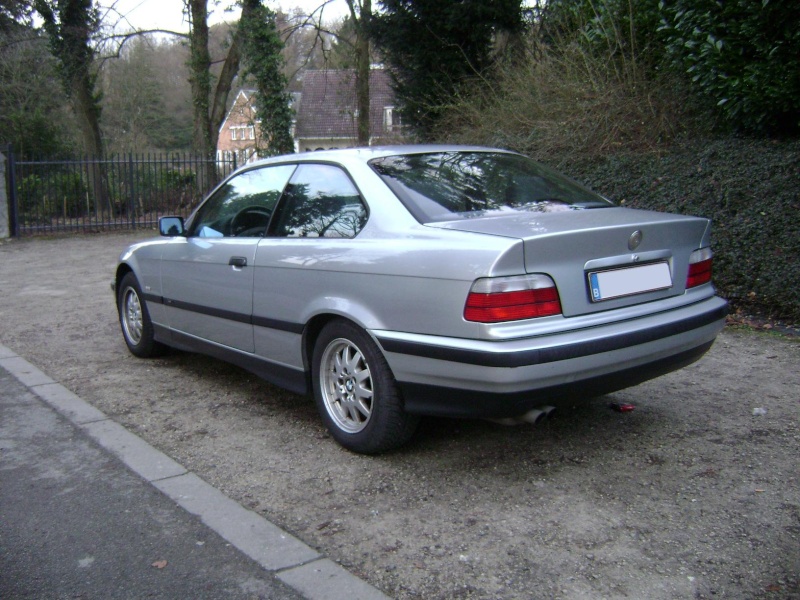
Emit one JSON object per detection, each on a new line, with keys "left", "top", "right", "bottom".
{"left": 189, "top": 164, "right": 296, "bottom": 238}
{"left": 370, "top": 152, "right": 613, "bottom": 223}
{"left": 268, "top": 164, "right": 367, "bottom": 239}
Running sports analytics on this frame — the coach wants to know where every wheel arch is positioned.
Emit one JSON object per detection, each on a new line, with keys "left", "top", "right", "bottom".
{"left": 302, "top": 313, "right": 348, "bottom": 389}
{"left": 114, "top": 263, "right": 135, "bottom": 307}
{"left": 301, "top": 312, "right": 387, "bottom": 392}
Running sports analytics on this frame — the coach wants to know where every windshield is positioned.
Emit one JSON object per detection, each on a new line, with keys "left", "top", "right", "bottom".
{"left": 369, "top": 151, "right": 613, "bottom": 223}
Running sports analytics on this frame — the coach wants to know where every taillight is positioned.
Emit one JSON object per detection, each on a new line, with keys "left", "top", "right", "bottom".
{"left": 686, "top": 247, "right": 713, "bottom": 289}
{"left": 464, "top": 274, "right": 562, "bottom": 323}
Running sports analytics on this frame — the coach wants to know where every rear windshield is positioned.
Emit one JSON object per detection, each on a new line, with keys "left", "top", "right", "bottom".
{"left": 369, "top": 151, "right": 613, "bottom": 223}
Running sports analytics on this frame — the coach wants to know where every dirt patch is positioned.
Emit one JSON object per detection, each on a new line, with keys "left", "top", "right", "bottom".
{"left": 1, "top": 233, "right": 798, "bottom": 599}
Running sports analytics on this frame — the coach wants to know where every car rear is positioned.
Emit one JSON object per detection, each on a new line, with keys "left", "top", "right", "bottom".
{"left": 368, "top": 148, "right": 728, "bottom": 418}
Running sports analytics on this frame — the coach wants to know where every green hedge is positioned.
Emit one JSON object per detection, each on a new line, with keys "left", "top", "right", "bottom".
{"left": 561, "top": 137, "right": 800, "bottom": 322}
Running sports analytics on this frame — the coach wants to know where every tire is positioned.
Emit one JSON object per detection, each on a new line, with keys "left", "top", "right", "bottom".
{"left": 312, "top": 319, "right": 420, "bottom": 454}
{"left": 118, "top": 272, "right": 166, "bottom": 358}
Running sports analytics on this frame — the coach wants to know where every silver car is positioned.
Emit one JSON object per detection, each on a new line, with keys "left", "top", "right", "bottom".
{"left": 114, "top": 146, "right": 728, "bottom": 453}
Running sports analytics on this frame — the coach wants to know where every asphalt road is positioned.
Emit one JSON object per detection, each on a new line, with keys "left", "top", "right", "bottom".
{"left": 0, "top": 361, "right": 304, "bottom": 600}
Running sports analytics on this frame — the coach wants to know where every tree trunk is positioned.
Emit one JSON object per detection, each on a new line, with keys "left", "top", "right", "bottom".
{"left": 210, "top": 35, "right": 241, "bottom": 141}
{"left": 347, "top": 0, "right": 371, "bottom": 146}
{"left": 71, "top": 76, "right": 110, "bottom": 215}
{"left": 186, "top": 0, "right": 215, "bottom": 186}
{"left": 355, "top": 0, "right": 371, "bottom": 146}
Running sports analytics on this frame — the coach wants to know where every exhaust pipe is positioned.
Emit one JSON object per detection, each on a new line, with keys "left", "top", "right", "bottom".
{"left": 520, "top": 409, "right": 545, "bottom": 424}
{"left": 488, "top": 405, "right": 556, "bottom": 426}
{"left": 539, "top": 405, "right": 556, "bottom": 419}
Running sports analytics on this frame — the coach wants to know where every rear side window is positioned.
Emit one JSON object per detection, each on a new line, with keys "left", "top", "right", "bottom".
{"left": 370, "top": 151, "right": 612, "bottom": 223}
{"left": 269, "top": 164, "right": 368, "bottom": 238}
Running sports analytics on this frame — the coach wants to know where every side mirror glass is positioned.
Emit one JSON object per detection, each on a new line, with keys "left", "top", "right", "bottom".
{"left": 159, "top": 216, "right": 185, "bottom": 237}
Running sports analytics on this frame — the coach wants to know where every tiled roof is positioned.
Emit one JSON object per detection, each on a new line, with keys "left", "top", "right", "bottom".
{"left": 295, "top": 69, "right": 395, "bottom": 139}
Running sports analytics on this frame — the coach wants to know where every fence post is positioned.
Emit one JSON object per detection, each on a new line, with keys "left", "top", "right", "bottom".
{"left": 0, "top": 145, "right": 11, "bottom": 238}
{"left": 128, "top": 154, "right": 136, "bottom": 229}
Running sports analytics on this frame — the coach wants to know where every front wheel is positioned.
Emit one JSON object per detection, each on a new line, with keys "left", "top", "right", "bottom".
{"left": 312, "top": 320, "right": 419, "bottom": 454}
{"left": 118, "top": 272, "right": 166, "bottom": 358}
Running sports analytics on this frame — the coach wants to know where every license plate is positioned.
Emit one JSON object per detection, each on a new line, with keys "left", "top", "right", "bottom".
{"left": 588, "top": 262, "right": 672, "bottom": 302}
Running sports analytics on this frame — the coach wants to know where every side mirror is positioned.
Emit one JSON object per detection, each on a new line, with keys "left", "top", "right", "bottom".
{"left": 159, "top": 216, "right": 185, "bottom": 237}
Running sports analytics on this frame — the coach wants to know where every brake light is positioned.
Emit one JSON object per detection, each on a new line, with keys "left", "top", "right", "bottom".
{"left": 686, "top": 248, "right": 713, "bottom": 289}
{"left": 465, "top": 274, "right": 562, "bottom": 323}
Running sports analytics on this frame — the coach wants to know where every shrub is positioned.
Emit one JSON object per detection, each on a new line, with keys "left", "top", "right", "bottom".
{"left": 568, "top": 138, "right": 800, "bottom": 322}
{"left": 18, "top": 171, "right": 88, "bottom": 223}
{"left": 433, "top": 40, "right": 706, "bottom": 165}
{"left": 659, "top": 0, "right": 800, "bottom": 135}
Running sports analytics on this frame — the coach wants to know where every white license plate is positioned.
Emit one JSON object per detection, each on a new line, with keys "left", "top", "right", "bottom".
{"left": 588, "top": 262, "right": 672, "bottom": 302}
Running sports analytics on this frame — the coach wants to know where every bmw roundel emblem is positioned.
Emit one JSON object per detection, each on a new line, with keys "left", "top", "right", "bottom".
{"left": 628, "top": 230, "right": 643, "bottom": 251}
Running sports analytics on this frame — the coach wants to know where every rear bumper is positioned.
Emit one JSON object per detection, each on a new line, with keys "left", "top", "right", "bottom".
{"left": 372, "top": 296, "right": 728, "bottom": 418}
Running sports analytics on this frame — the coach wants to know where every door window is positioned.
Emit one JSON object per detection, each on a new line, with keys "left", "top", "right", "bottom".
{"left": 189, "top": 164, "right": 296, "bottom": 238}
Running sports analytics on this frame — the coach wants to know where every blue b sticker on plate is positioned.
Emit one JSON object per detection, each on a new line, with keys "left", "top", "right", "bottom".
{"left": 590, "top": 273, "right": 602, "bottom": 301}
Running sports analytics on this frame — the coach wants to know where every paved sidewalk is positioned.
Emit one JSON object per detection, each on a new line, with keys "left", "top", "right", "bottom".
{"left": 0, "top": 344, "right": 388, "bottom": 600}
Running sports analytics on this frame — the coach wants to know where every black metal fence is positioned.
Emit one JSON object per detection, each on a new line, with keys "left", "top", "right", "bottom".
{"left": 7, "top": 152, "right": 238, "bottom": 236}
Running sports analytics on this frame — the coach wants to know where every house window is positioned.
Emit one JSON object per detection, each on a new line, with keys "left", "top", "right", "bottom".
{"left": 383, "top": 107, "right": 394, "bottom": 132}
{"left": 248, "top": 126, "right": 255, "bottom": 140}
{"left": 230, "top": 128, "right": 237, "bottom": 141}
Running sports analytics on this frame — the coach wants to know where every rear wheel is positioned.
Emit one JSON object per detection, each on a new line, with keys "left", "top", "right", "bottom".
{"left": 118, "top": 272, "right": 166, "bottom": 358}
{"left": 312, "top": 320, "right": 419, "bottom": 454}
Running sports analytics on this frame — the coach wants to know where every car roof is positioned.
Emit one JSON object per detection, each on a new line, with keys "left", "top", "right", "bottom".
{"left": 248, "top": 145, "right": 517, "bottom": 168}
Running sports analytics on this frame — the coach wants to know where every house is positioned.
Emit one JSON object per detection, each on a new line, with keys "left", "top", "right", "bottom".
{"left": 294, "top": 68, "right": 403, "bottom": 151}
{"left": 216, "top": 89, "right": 265, "bottom": 166}
{"left": 216, "top": 68, "right": 402, "bottom": 163}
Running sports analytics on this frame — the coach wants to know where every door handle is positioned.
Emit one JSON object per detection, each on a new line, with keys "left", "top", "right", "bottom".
{"left": 229, "top": 256, "right": 247, "bottom": 268}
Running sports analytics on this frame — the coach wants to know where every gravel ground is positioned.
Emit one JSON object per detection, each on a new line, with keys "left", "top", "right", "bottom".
{"left": 1, "top": 232, "right": 798, "bottom": 599}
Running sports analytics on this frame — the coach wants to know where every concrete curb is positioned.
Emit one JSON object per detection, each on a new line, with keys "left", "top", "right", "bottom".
{"left": 0, "top": 343, "right": 389, "bottom": 600}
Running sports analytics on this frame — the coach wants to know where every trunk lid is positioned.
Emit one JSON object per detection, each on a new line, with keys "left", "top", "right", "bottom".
{"left": 428, "top": 207, "right": 711, "bottom": 317}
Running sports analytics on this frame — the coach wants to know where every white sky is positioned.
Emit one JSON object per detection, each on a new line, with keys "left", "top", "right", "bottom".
{"left": 100, "top": 0, "right": 349, "bottom": 34}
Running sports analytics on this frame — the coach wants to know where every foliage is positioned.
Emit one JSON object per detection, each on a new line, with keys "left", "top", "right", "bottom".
{"left": 239, "top": 0, "right": 294, "bottom": 156}
{"left": 370, "top": 0, "right": 526, "bottom": 137}
{"left": 658, "top": 0, "right": 800, "bottom": 135}
{"left": 541, "top": 0, "right": 663, "bottom": 67}
{"left": 0, "top": 27, "right": 78, "bottom": 156}
{"left": 432, "top": 33, "right": 705, "bottom": 163}
{"left": 568, "top": 138, "right": 800, "bottom": 322}
{"left": 34, "top": 0, "right": 98, "bottom": 87}
{"left": 324, "top": 15, "right": 358, "bottom": 69}
{"left": 101, "top": 35, "right": 192, "bottom": 152}
{"left": 33, "top": 0, "right": 104, "bottom": 154}
{"left": 104, "top": 163, "right": 199, "bottom": 214}
{"left": 17, "top": 171, "right": 88, "bottom": 222}
{"left": 0, "top": 0, "right": 33, "bottom": 30}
